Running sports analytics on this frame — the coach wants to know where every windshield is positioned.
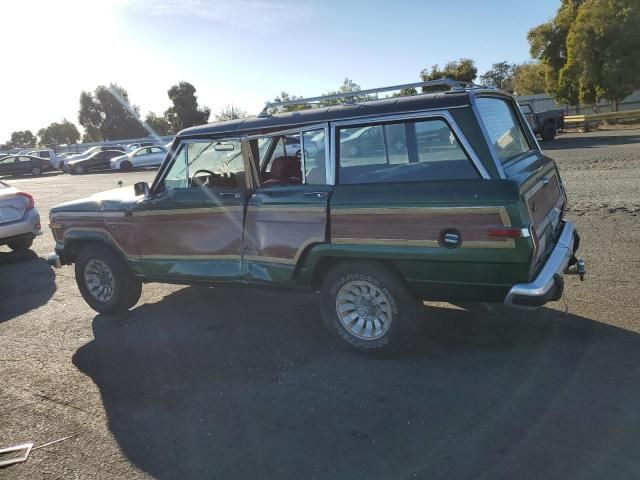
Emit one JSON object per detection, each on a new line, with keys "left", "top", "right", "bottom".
{"left": 476, "top": 97, "right": 532, "bottom": 164}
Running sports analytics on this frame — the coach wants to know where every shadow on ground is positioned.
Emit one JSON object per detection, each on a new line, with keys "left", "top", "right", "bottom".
{"left": 0, "top": 251, "right": 56, "bottom": 322}
{"left": 73, "top": 286, "right": 640, "bottom": 480}
{"left": 546, "top": 133, "right": 640, "bottom": 151}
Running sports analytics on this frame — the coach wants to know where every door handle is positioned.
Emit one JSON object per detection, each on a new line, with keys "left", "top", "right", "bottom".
{"left": 219, "top": 192, "right": 245, "bottom": 200}
{"left": 304, "top": 191, "right": 329, "bottom": 199}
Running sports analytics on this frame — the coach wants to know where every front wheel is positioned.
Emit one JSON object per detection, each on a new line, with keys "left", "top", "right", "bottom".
{"left": 119, "top": 161, "right": 132, "bottom": 171}
{"left": 73, "top": 165, "right": 86, "bottom": 175}
{"left": 541, "top": 123, "right": 557, "bottom": 141}
{"left": 319, "top": 262, "right": 419, "bottom": 353}
{"left": 31, "top": 166, "right": 42, "bottom": 176}
{"left": 75, "top": 244, "right": 142, "bottom": 315}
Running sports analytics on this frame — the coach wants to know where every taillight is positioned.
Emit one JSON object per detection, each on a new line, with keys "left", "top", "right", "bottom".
{"left": 17, "top": 191, "right": 35, "bottom": 210}
{"left": 487, "top": 226, "right": 528, "bottom": 238}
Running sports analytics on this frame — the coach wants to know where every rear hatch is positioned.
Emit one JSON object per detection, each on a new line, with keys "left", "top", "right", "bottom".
{"left": 0, "top": 184, "right": 28, "bottom": 224}
{"left": 475, "top": 96, "right": 566, "bottom": 275}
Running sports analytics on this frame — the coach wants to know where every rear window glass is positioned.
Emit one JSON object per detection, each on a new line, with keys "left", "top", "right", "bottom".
{"left": 476, "top": 97, "right": 531, "bottom": 164}
{"left": 338, "top": 118, "right": 478, "bottom": 185}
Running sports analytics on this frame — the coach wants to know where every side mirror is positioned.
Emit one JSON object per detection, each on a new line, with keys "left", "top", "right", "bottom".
{"left": 134, "top": 181, "right": 150, "bottom": 197}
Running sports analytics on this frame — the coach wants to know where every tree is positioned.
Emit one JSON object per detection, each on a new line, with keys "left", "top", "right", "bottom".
{"left": 164, "top": 81, "right": 210, "bottom": 131}
{"left": 7, "top": 130, "right": 36, "bottom": 149}
{"left": 527, "top": 0, "right": 585, "bottom": 103}
{"left": 480, "top": 61, "right": 515, "bottom": 91}
{"left": 420, "top": 58, "right": 478, "bottom": 91}
{"left": 215, "top": 104, "right": 248, "bottom": 121}
{"left": 78, "top": 84, "right": 147, "bottom": 141}
{"left": 560, "top": 0, "right": 640, "bottom": 110}
{"left": 512, "top": 62, "right": 547, "bottom": 95}
{"left": 145, "top": 112, "right": 173, "bottom": 136}
{"left": 320, "top": 78, "right": 374, "bottom": 105}
{"left": 37, "top": 119, "right": 80, "bottom": 146}
{"left": 270, "top": 91, "right": 307, "bottom": 113}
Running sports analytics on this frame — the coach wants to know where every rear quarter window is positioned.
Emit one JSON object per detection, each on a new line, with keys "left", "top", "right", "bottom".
{"left": 476, "top": 97, "right": 532, "bottom": 164}
{"left": 337, "top": 118, "right": 479, "bottom": 185}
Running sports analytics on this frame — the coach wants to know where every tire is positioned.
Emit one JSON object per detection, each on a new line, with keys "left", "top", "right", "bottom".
{"left": 541, "top": 122, "right": 557, "bottom": 141}
{"left": 319, "top": 262, "right": 420, "bottom": 354}
{"left": 8, "top": 237, "right": 33, "bottom": 251}
{"left": 73, "top": 165, "right": 86, "bottom": 175}
{"left": 75, "top": 243, "right": 142, "bottom": 315}
{"left": 120, "top": 161, "right": 132, "bottom": 171}
{"left": 31, "top": 166, "right": 42, "bottom": 176}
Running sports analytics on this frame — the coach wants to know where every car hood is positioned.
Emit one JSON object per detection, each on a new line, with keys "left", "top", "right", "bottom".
{"left": 50, "top": 186, "right": 140, "bottom": 216}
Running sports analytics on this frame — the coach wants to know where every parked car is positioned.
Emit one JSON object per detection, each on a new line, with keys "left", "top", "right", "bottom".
{"left": 0, "top": 155, "right": 50, "bottom": 177}
{"left": 47, "top": 80, "right": 584, "bottom": 353}
{"left": 519, "top": 103, "right": 565, "bottom": 141}
{"left": 66, "top": 150, "right": 127, "bottom": 174}
{"left": 126, "top": 142, "right": 155, "bottom": 151}
{"left": 26, "top": 148, "right": 56, "bottom": 166}
{"left": 62, "top": 146, "right": 127, "bottom": 171}
{"left": 0, "top": 181, "right": 40, "bottom": 251}
{"left": 110, "top": 146, "right": 167, "bottom": 171}
{"left": 51, "top": 152, "right": 79, "bottom": 170}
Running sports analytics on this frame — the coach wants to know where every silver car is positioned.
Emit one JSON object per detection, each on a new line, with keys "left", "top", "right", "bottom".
{"left": 0, "top": 181, "right": 41, "bottom": 251}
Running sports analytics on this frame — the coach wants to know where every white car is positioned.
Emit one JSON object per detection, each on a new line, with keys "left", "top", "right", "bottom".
{"left": 110, "top": 146, "right": 167, "bottom": 171}
{"left": 0, "top": 181, "right": 41, "bottom": 251}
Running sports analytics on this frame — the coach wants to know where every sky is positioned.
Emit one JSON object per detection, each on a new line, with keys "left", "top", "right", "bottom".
{"left": 0, "top": 0, "right": 560, "bottom": 142}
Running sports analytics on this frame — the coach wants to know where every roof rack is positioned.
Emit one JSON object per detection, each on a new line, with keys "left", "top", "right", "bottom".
{"left": 259, "top": 78, "right": 482, "bottom": 116}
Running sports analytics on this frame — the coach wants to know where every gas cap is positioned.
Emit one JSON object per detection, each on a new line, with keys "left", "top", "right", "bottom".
{"left": 439, "top": 229, "right": 462, "bottom": 248}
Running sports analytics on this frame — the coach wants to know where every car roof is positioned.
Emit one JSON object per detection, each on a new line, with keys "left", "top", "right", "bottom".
{"left": 178, "top": 91, "right": 472, "bottom": 139}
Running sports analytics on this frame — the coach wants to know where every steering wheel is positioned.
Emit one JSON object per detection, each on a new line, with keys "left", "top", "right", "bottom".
{"left": 191, "top": 169, "right": 215, "bottom": 186}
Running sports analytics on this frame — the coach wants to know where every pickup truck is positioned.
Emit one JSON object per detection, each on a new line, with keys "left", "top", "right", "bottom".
{"left": 519, "top": 103, "right": 565, "bottom": 141}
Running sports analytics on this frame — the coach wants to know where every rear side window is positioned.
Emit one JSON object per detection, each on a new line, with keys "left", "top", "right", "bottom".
{"left": 338, "top": 118, "right": 478, "bottom": 185}
{"left": 476, "top": 97, "right": 532, "bottom": 164}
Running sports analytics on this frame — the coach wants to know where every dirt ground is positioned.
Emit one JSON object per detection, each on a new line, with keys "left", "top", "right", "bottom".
{"left": 1, "top": 129, "right": 639, "bottom": 479}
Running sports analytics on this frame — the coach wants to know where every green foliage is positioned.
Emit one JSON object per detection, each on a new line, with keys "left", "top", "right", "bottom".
{"left": 3, "top": 130, "right": 37, "bottom": 149}
{"left": 78, "top": 84, "right": 147, "bottom": 141}
{"left": 37, "top": 119, "right": 80, "bottom": 146}
{"left": 526, "top": 0, "right": 640, "bottom": 106}
{"left": 271, "top": 91, "right": 307, "bottom": 112}
{"left": 561, "top": 0, "right": 640, "bottom": 108}
{"left": 320, "top": 78, "right": 374, "bottom": 105}
{"left": 420, "top": 58, "right": 478, "bottom": 91}
{"left": 214, "top": 104, "right": 248, "bottom": 121}
{"left": 479, "top": 61, "right": 515, "bottom": 91}
{"left": 164, "top": 81, "right": 211, "bottom": 131}
{"left": 145, "top": 112, "right": 173, "bottom": 136}
{"left": 512, "top": 62, "right": 548, "bottom": 95}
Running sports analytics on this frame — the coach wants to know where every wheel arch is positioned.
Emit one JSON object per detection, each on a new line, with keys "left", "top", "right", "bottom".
{"left": 62, "top": 229, "right": 130, "bottom": 264}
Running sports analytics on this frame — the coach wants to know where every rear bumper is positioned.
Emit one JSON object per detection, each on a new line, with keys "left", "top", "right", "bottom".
{"left": 0, "top": 208, "right": 41, "bottom": 244}
{"left": 504, "top": 221, "right": 579, "bottom": 308}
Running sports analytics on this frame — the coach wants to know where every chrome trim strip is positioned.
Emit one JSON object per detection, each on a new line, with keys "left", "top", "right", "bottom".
{"left": 504, "top": 221, "right": 575, "bottom": 308}
{"left": 51, "top": 211, "right": 127, "bottom": 219}
{"left": 331, "top": 109, "right": 490, "bottom": 180}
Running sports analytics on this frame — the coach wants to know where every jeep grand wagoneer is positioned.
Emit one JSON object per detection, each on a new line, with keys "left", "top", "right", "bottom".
{"left": 48, "top": 79, "right": 584, "bottom": 352}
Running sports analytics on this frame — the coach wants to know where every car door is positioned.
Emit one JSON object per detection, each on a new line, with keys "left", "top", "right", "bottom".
{"left": 147, "top": 147, "right": 165, "bottom": 166}
{"left": 0, "top": 156, "right": 15, "bottom": 176}
{"left": 130, "top": 138, "right": 249, "bottom": 281}
{"left": 243, "top": 125, "right": 331, "bottom": 283}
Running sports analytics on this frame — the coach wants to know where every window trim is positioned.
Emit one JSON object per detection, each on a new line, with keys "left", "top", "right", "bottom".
{"left": 470, "top": 91, "right": 541, "bottom": 178}
{"left": 245, "top": 123, "right": 330, "bottom": 188}
{"left": 151, "top": 137, "right": 249, "bottom": 193}
{"left": 331, "top": 110, "right": 490, "bottom": 183}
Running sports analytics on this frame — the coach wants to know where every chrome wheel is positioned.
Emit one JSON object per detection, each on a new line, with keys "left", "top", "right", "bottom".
{"left": 84, "top": 259, "right": 115, "bottom": 303}
{"left": 335, "top": 280, "right": 393, "bottom": 340}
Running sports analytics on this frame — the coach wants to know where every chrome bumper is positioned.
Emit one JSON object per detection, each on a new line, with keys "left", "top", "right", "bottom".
{"left": 504, "top": 221, "right": 580, "bottom": 308}
{"left": 47, "top": 252, "right": 62, "bottom": 268}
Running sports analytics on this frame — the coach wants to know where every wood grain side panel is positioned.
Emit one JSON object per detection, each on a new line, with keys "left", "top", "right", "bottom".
{"left": 244, "top": 208, "right": 327, "bottom": 262}
{"left": 331, "top": 208, "right": 512, "bottom": 247}
{"left": 53, "top": 218, "right": 137, "bottom": 256}
{"left": 135, "top": 211, "right": 244, "bottom": 257}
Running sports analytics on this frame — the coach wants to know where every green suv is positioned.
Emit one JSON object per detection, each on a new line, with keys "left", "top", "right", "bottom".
{"left": 47, "top": 79, "right": 584, "bottom": 353}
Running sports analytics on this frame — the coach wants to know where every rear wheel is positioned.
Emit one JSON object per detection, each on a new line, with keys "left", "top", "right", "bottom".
{"left": 31, "top": 166, "right": 42, "bottom": 176}
{"left": 541, "top": 122, "right": 557, "bottom": 141}
{"left": 75, "top": 244, "right": 142, "bottom": 315}
{"left": 8, "top": 237, "right": 33, "bottom": 251}
{"left": 319, "top": 262, "right": 419, "bottom": 353}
